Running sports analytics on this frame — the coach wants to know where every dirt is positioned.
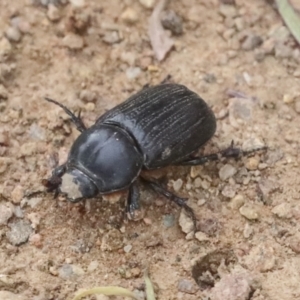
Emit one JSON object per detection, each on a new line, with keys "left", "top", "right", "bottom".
{"left": 1, "top": 0, "right": 300, "bottom": 299}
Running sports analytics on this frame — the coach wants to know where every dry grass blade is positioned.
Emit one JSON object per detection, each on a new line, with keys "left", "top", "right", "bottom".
{"left": 148, "top": 0, "right": 174, "bottom": 61}
{"left": 71, "top": 286, "right": 139, "bottom": 300}
{"left": 144, "top": 269, "right": 156, "bottom": 300}
{"left": 275, "top": 0, "right": 300, "bottom": 44}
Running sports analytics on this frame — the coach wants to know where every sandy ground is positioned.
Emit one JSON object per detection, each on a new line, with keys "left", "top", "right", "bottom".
{"left": 1, "top": 0, "right": 300, "bottom": 299}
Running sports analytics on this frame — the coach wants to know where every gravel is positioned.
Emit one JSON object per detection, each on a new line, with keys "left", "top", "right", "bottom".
{"left": 5, "top": 27, "right": 22, "bottom": 43}
{"left": 172, "top": 178, "right": 183, "bottom": 192}
{"left": 239, "top": 204, "right": 259, "bottom": 220}
{"left": 219, "top": 164, "right": 237, "bottom": 181}
{"left": 161, "top": 10, "right": 183, "bottom": 35}
{"left": 0, "top": 202, "right": 14, "bottom": 225}
{"left": 272, "top": 203, "right": 292, "bottom": 219}
{"left": 179, "top": 210, "right": 194, "bottom": 234}
{"left": 62, "top": 33, "right": 84, "bottom": 49}
{"left": 163, "top": 214, "right": 175, "bottom": 228}
{"left": 6, "top": 219, "right": 33, "bottom": 246}
{"left": 47, "top": 4, "right": 61, "bottom": 22}
{"left": 177, "top": 278, "right": 197, "bottom": 294}
{"left": 121, "top": 8, "right": 139, "bottom": 24}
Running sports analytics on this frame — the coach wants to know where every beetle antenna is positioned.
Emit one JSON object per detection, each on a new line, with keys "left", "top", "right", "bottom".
{"left": 44, "top": 97, "right": 86, "bottom": 132}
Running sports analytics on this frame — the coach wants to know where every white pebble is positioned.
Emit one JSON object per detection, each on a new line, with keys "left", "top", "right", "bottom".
{"left": 5, "top": 27, "right": 22, "bottom": 43}
{"left": 87, "top": 261, "right": 99, "bottom": 272}
{"left": 125, "top": 67, "right": 141, "bottom": 80}
{"left": 179, "top": 210, "right": 193, "bottom": 234}
{"left": 47, "top": 4, "right": 61, "bottom": 22}
{"left": 139, "top": 0, "right": 156, "bottom": 9}
{"left": 272, "top": 203, "right": 292, "bottom": 219}
{"left": 239, "top": 204, "right": 259, "bottom": 220}
{"left": 219, "top": 164, "right": 237, "bottom": 181}
{"left": 62, "top": 33, "right": 84, "bottom": 50}
{"left": 121, "top": 8, "right": 139, "bottom": 24}
{"left": 172, "top": 178, "right": 183, "bottom": 192}
{"left": 124, "top": 244, "right": 132, "bottom": 253}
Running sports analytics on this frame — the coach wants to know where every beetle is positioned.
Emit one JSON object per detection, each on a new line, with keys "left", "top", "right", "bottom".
{"left": 43, "top": 83, "right": 258, "bottom": 228}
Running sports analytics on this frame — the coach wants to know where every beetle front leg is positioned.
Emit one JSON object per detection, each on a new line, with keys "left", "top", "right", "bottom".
{"left": 126, "top": 181, "right": 145, "bottom": 221}
{"left": 178, "top": 141, "right": 267, "bottom": 166}
{"left": 141, "top": 177, "right": 197, "bottom": 230}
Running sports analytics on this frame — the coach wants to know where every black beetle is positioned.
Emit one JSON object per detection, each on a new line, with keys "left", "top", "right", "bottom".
{"left": 43, "top": 83, "right": 261, "bottom": 227}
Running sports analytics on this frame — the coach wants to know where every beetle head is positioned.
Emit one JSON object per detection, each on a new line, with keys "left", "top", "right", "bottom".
{"left": 43, "top": 165, "right": 98, "bottom": 202}
{"left": 59, "top": 168, "right": 98, "bottom": 202}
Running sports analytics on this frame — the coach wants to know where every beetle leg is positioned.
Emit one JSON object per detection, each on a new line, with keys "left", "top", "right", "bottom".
{"left": 160, "top": 74, "right": 172, "bottom": 84}
{"left": 126, "top": 181, "right": 144, "bottom": 221}
{"left": 141, "top": 177, "right": 197, "bottom": 230}
{"left": 178, "top": 141, "right": 267, "bottom": 166}
{"left": 44, "top": 97, "right": 87, "bottom": 133}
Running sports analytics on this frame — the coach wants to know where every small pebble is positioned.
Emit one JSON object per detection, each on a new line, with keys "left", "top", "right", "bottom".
{"left": 179, "top": 210, "right": 193, "bottom": 234}
{"left": 5, "top": 27, "right": 22, "bottom": 43}
{"left": 161, "top": 10, "right": 183, "bottom": 35}
{"left": 193, "top": 177, "right": 202, "bottom": 188}
{"left": 219, "top": 164, "right": 237, "bottom": 181}
{"left": 0, "top": 84, "right": 8, "bottom": 100}
{"left": 121, "top": 8, "right": 139, "bottom": 24}
{"left": 143, "top": 217, "right": 152, "bottom": 225}
{"left": 245, "top": 157, "right": 259, "bottom": 171}
{"left": 163, "top": 214, "right": 175, "bottom": 228}
{"left": 0, "top": 37, "right": 12, "bottom": 59}
{"left": 195, "top": 231, "right": 209, "bottom": 242}
{"left": 0, "top": 202, "right": 14, "bottom": 225}
{"left": 0, "top": 291, "right": 26, "bottom": 300}
{"left": 6, "top": 219, "right": 33, "bottom": 246}
{"left": 283, "top": 94, "right": 295, "bottom": 104}
{"left": 258, "top": 178, "right": 279, "bottom": 203}
{"left": 87, "top": 261, "right": 99, "bottom": 272}
{"left": 62, "top": 33, "right": 84, "bottom": 49}
{"left": 20, "top": 142, "right": 37, "bottom": 156}
{"left": 229, "top": 194, "right": 245, "bottom": 210}
{"left": 139, "top": 0, "right": 156, "bottom": 9}
{"left": 11, "top": 185, "right": 24, "bottom": 204}
{"left": 120, "top": 51, "right": 136, "bottom": 66}
{"left": 222, "top": 184, "right": 236, "bottom": 198}
{"left": 29, "top": 233, "right": 42, "bottom": 248}
{"left": 11, "top": 17, "right": 31, "bottom": 34}
{"left": 126, "top": 67, "right": 141, "bottom": 80}
{"left": 101, "top": 228, "right": 124, "bottom": 251}
{"left": 219, "top": 4, "right": 237, "bottom": 18}
{"left": 295, "top": 101, "right": 300, "bottom": 114}
{"left": 210, "top": 271, "right": 252, "bottom": 300}
{"left": 242, "top": 34, "right": 263, "bottom": 51}
{"left": 272, "top": 203, "right": 292, "bottom": 219}
{"left": 288, "top": 233, "right": 300, "bottom": 253}
{"left": 177, "top": 279, "right": 197, "bottom": 294}
{"left": 59, "top": 264, "right": 84, "bottom": 279}
{"left": 244, "top": 245, "right": 276, "bottom": 272}
{"left": 124, "top": 244, "right": 132, "bottom": 253}
{"left": 47, "top": 4, "right": 61, "bottom": 21}
{"left": 79, "top": 89, "right": 96, "bottom": 102}
{"left": 69, "top": 0, "right": 85, "bottom": 7}
{"left": 185, "top": 231, "right": 194, "bottom": 240}
{"left": 239, "top": 204, "right": 259, "bottom": 220}
{"left": 27, "top": 212, "right": 40, "bottom": 229}
{"left": 197, "top": 199, "right": 206, "bottom": 206}
{"left": 0, "top": 157, "right": 11, "bottom": 173}
{"left": 102, "top": 31, "right": 121, "bottom": 44}
{"left": 85, "top": 102, "right": 95, "bottom": 111}
{"left": 173, "top": 178, "right": 183, "bottom": 192}
{"left": 27, "top": 197, "right": 43, "bottom": 208}
{"left": 243, "top": 223, "right": 253, "bottom": 238}
{"left": 190, "top": 166, "right": 201, "bottom": 178}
